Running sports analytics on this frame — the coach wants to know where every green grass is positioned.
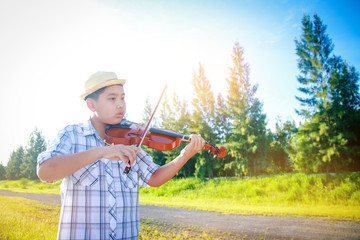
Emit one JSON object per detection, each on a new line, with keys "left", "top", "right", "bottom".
{"left": 0, "top": 178, "right": 61, "bottom": 194}
{"left": 139, "top": 172, "right": 360, "bottom": 220}
{"left": 1, "top": 172, "right": 359, "bottom": 220}
{"left": 0, "top": 196, "right": 250, "bottom": 240}
{"left": 139, "top": 218, "right": 259, "bottom": 240}
{"left": 0, "top": 172, "right": 359, "bottom": 239}
{"left": 0, "top": 196, "right": 59, "bottom": 240}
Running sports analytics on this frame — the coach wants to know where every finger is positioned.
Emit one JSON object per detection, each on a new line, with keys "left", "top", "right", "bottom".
{"left": 116, "top": 152, "right": 131, "bottom": 167}
{"left": 200, "top": 137, "right": 205, "bottom": 148}
{"left": 110, "top": 146, "right": 134, "bottom": 167}
{"left": 196, "top": 135, "right": 205, "bottom": 150}
{"left": 132, "top": 146, "right": 142, "bottom": 154}
{"left": 194, "top": 135, "right": 200, "bottom": 149}
{"left": 191, "top": 134, "right": 202, "bottom": 150}
{"left": 121, "top": 147, "right": 137, "bottom": 166}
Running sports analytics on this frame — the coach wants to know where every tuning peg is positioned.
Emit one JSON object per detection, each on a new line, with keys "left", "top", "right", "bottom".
{"left": 213, "top": 154, "right": 218, "bottom": 159}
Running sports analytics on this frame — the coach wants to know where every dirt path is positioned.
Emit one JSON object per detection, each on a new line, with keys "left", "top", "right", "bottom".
{"left": 1, "top": 190, "right": 359, "bottom": 240}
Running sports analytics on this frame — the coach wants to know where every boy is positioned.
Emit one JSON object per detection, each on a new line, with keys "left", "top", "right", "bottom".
{"left": 37, "top": 71, "right": 205, "bottom": 240}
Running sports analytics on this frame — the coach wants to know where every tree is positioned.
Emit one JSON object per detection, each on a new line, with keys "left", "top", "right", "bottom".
{"left": 292, "top": 14, "right": 360, "bottom": 172}
{"left": 213, "top": 93, "right": 231, "bottom": 176}
{"left": 140, "top": 96, "right": 166, "bottom": 167}
{"left": 159, "top": 93, "right": 175, "bottom": 130}
{"left": 224, "top": 42, "right": 267, "bottom": 176}
{"left": 157, "top": 92, "right": 195, "bottom": 177}
{"left": 5, "top": 146, "right": 25, "bottom": 180}
{"left": 141, "top": 96, "right": 159, "bottom": 128}
{"left": 190, "top": 63, "right": 219, "bottom": 178}
{"left": 328, "top": 58, "right": 360, "bottom": 170}
{"left": 20, "top": 128, "right": 47, "bottom": 179}
{"left": 267, "top": 119, "right": 298, "bottom": 173}
{"left": 0, "top": 163, "right": 6, "bottom": 180}
{"left": 214, "top": 93, "right": 230, "bottom": 144}
{"left": 295, "top": 14, "right": 334, "bottom": 119}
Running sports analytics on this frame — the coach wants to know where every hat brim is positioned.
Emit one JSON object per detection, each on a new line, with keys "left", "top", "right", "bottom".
{"left": 80, "top": 79, "right": 126, "bottom": 100}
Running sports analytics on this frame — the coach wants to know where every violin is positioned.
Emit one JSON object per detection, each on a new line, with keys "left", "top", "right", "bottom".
{"left": 105, "top": 85, "right": 227, "bottom": 174}
{"left": 104, "top": 120, "right": 227, "bottom": 173}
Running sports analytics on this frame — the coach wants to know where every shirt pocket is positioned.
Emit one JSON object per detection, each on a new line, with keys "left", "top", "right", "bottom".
{"left": 71, "top": 161, "right": 99, "bottom": 187}
{"left": 119, "top": 162, "right": 139, "bottom": 189}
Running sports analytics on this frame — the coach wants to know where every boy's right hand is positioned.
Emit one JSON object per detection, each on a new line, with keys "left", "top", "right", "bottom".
{"left": 102, "top": 145, "right": 141, "bottom": 167}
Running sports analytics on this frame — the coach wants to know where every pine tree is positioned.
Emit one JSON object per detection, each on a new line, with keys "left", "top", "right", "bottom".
{"left": 214, "top": 93, "right": 231, "bottom": 176}
{"left": 5, "top": 146, "right": 25, "bottom": 180}
{"left": 328, "top": 57, "right": 360, "bottom": 170}
{"left": 160, "top": 92, "right": 194, "bottom": 177}
{"left": 0, "top": 163, "right": 5, "bottom": 180}
{"left": 140, "top": 96, "right": 166, "bottom": 166}
{"left": 292, "top": 14, "right": 360, "bottom": 172}
{"left": 142, "top": 96, "right": 159, "bottom": 127}
{"left": 295, "top": 14, "right": 334, "bottom": 119}
{"left": 224, "top": 42, "right": 267, "bottom": 176}
{"left": 20, "top": 128, "right": 47, "bottom": 179}
{"left": 159, "top": 93, "right": 174, "bottom": 129}
{"left": 267, "top": 119, "right": 298, "bottom": 173}
{"left": 190, "top": 63, "right": 218, "bottom": 178}
{"left": 214, "top": 93, "right": 230, "bottom": 143}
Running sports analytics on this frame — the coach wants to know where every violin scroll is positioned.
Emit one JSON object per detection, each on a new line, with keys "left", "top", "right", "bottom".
{"left": 204, "top": 143, "right": 227, "bottom": 159}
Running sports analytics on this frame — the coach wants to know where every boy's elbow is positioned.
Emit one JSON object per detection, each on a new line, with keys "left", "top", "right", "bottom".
{"left": 147, "top": 173, "right": 166, "bottom": 187}
{"left": 37, "top": 162, "right": 56, "bottom": 183}
{"left": 148, "top": 181, "right": 162, "bottom": 188}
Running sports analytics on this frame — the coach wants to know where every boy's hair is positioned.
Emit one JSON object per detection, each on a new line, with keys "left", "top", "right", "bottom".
{"left": 84, "top": 84, "right": 124, "bottom": 101}
{"left": 84, "top": 87, "right": 106, "bottom": 100}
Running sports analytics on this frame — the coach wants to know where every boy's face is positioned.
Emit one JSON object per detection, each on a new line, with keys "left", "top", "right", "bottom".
{"left": 90, "top": 85, "right": 126, "bottom": 125}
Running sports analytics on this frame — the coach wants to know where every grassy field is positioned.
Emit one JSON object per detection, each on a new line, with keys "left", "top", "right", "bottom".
{"left": 0, "top": 172, "right": 359, "bottom": 220}
{"left": 0, "top": 172, "right": 359, "bottom": 239}
{"left": 0, "top": 196, "right": 245, "bottom": 240}
{"left": 139, "top": 172, "right": 360, "bottom": 220}
{"left": 0, "top": 178, "right": 61, "bottom": 194}
{"left": 0, "top": 196, "right": 59, "bottom": 240}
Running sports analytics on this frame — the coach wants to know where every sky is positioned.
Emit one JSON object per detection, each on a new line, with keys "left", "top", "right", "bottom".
{"left": 0, "top": 0, "right": 359, "bottom": 165}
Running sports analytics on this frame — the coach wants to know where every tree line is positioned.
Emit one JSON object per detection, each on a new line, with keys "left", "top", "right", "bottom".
{"left": 0, "top": 14, "right": 359, "bottom": 180}
{"left": 0, "top": 129, "right": 46, "bottom": 180}
{"left": 141, "top": 13, "right": 360, "bottom": 178}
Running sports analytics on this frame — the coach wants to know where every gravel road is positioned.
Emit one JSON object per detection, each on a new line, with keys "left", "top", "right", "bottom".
{"left": 1, "top": 190, "right": 359, "bottom": 240}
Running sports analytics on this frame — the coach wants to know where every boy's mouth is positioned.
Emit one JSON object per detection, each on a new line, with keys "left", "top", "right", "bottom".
{"left": 116, "top": 112, "right": 124, "bottom": 118}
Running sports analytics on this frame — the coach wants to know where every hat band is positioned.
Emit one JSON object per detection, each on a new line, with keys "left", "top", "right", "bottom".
{"left": 86, "top": 78, "right": 118, "bottom": 92}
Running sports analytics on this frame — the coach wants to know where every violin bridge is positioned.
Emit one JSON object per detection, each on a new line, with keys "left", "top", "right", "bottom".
{"left": 136, "top": 123, "right": 142, "bottom": 133}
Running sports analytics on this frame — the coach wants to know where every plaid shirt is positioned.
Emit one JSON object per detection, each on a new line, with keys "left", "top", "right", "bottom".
{"left": 37, "top": 119, "right": 160, "bottom": 240}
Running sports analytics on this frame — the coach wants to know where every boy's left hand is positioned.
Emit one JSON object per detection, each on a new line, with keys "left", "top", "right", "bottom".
{"left": 181, "top": 134, "right": 205, "bottom": 158}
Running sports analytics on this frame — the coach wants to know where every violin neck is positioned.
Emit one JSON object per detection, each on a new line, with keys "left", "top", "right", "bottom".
{"left": 149, "top": 128, "right": 190, "bottom": 141}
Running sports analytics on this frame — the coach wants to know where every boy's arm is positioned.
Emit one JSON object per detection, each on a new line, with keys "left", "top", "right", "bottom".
{"left": 37, "top": 145, "right": 140, "bottom": 183}
{"left": 147, "top": 134, "right": 205, "bottom": 187}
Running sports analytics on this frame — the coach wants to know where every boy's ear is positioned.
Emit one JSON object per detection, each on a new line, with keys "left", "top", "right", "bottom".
{"left": 86, "top": 99, "right": 96, "bottom": 112}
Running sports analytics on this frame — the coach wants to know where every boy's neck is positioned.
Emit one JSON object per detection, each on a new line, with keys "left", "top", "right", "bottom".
{"left": 90, "top": 116, "right": 107, "bottom": 140}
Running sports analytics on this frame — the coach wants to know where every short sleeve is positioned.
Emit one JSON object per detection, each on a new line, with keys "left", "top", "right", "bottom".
{"left": 37, "top": 127, "right": 73, "bottom": 166}
{"left": 136, "top": 150, "right": 160, "bottom": 188}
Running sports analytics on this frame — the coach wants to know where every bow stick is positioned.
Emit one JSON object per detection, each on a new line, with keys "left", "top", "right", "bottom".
{"left": 123, "top": 85, "right": 167, "bottom": 174}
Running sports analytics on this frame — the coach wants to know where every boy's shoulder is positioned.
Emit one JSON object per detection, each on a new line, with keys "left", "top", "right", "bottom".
{"left": 59, "top": 120, "right": 94, "bottom": 137}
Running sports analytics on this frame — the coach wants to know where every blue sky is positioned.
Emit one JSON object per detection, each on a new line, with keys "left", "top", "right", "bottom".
{"left": 0, "top": 0, "right": 359, "bottom": 165}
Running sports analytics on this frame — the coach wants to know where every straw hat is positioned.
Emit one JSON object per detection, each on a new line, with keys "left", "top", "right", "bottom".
{"left": 80, "top": 71, "right": 126, "bottom": 100}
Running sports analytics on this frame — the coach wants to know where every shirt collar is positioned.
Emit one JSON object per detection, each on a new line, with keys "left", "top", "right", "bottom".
{"left": 83, "top": 118, "right": 97, "bottom": 136}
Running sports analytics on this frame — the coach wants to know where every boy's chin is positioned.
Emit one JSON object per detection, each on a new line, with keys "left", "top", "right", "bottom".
{"left": 108, "top": 119, "right": 122, "bottom": 125}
